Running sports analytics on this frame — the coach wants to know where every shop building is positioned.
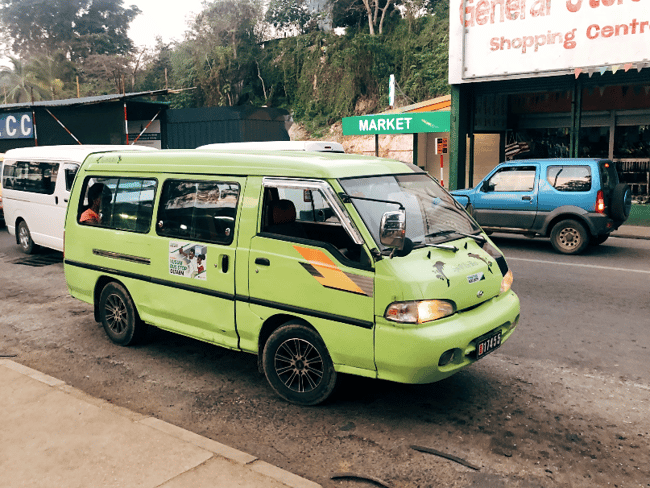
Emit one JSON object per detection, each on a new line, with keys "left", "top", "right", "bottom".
{"left": 448, "top": 0, "right": 650, "bottom": 194}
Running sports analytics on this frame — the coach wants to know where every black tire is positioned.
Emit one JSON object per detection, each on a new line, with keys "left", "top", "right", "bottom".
{"left": 262, "top": 322, "right": 337, "bottom": 406}
{"left": 550, "top": 219, "right": 589, "bottom": 255}
{"left": 99, "top": 282, "right": 147, "bottom": 346}
{"left": 590, "top": 234, "right": 609, "bottom": 246}
{"left": 610, "top": 183, "right": 632, "bottom": 221}
{"left": 17, "top": 221, "right": 37, "bottom": 254}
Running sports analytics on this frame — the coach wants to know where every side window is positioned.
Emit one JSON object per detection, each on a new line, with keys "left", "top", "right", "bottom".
{"left": 2, "top": 163, "right": 16, "bottom": 188}
{"left": 10, "top": 161, "right": 59, "bottom": 194}
{"left": 78, "top": 177, "right": 157, "bottom": 233}
{"left": 547, "top": 165, "right": 591, "bottom": 192}
{"left": 157, "top": 179, "right": 240, "bottom": 245}
{"left": 262, "top": 183, "right": 369, "bottom": 266}
{"left": 487, "top": 166, "right": 536, "bottom": 192}
{"left": 64, "top": 166, "right": 79, "bottom": 191}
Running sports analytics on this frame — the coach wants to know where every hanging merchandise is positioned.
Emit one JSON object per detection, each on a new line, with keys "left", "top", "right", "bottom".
{"left": 505, "top": 132, "right": 531, "bottom": 160}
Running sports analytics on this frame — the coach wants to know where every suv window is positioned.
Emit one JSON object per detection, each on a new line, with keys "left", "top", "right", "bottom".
{"left": 599, "top": 161, "right": 619, "bottom": 190}
{"left": 547, "top": 165, "right": 591, "bottom": 192}
{"left": 79, "top": 177, "right": 157, "bottom": 232}
{"left": 486, "top": 166, "right": 536, "bottom": 192}
{"left": 156, "top": 179, "right": 240, "bottom": 245}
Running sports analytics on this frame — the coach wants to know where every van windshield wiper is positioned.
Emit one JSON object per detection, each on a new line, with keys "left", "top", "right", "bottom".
{"left": 426, "top": 229, "right": 486, "bottom": 244}
{"left": 425, "top": 229, "right": 457, "bottom": 238}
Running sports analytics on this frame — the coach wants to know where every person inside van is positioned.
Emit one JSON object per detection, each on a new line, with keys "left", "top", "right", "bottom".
{"left": 80, "top": 183, "right": 106, "bottom": 225}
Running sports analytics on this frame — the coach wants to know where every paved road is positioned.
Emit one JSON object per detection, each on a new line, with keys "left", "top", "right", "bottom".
{"left": 1, "top": 227, "right": 648, "bottom": 488}
{"left": 490, "top": 233, "right": 650, "bottom": 384}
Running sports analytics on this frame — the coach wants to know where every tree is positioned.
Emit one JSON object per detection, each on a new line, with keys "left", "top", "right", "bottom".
{"left": 190, "top": 0, "right": 263, "bottom": 60}
{"left": 265, "top": 0, "right": 321, "bottom": 36}
{"left": 24, "top": 52, "right": 77, "bottom": 99}
{"left": 329, "top": 0, "right": 397, "bottom": 35}
{"left": 0, "top": 0, "right": 141, "bottom": 61}
{"left": 0, "top": 57, "right": 48, "bottom": 103}
{"left": 182, "top": 0, "right": 265, "bottom": 106}
{"left": 360, "top": 0, "right": 394, "bottom": 35}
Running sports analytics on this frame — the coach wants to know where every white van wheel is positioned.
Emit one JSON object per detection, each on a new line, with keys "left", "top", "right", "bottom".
{"left": 17, "top": 221, "right": 36, "bottom": 254}
{"left": 262, "top": 323, "right": 337, "bottom": 406}
{"left": 99, "top": 283, "right": 147, "bottom": 346}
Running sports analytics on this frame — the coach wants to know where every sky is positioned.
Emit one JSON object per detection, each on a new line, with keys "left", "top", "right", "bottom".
{"left": 128, "top": 0, "right": 206, "bottom": 49}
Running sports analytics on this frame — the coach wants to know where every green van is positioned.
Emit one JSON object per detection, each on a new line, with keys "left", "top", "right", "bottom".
{"left": 64, "top": 149, "right": 520, "bottom": 405}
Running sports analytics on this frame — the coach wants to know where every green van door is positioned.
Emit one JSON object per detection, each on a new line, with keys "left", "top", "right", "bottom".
{"left": 145, "top": 176, "right": 245, "bottom": 349}
{"left": 245, "top": 178, "right": 376, "bottom": 374}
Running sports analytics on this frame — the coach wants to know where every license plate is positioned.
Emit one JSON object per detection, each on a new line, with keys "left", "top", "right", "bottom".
{"left": 476, "top": 331, "right": 502, "bottom": 359}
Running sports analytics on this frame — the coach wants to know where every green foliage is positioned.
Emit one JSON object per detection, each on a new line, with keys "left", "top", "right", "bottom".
{"left": 252, "top": 7, "right": 449, "bottom": 131}
{"left": 266, "top": 0, "right": 321, "bottom": 35}
{"left": 0, "top": 0, "right": 140, "bottom": 61}
{"left": 0, "top": 54, "right": 77, "bottom": 103}
{"left": 0, "top": 0, "right": 451, "bottom": 132}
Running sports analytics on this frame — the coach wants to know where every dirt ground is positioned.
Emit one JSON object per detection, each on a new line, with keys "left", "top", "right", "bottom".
{"left": 1, "top": 241, "right": 649, "bottom": 488}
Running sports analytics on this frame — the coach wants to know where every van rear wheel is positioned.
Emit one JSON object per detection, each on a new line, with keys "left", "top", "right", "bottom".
{"left": 17, "top": 221, "right": 36, "bottom": 254}
{"left": 99, "top": 282, "right": 147, "bottom": 346}
{"left": 262, "top": 323, "right": 337, "bottom": 406}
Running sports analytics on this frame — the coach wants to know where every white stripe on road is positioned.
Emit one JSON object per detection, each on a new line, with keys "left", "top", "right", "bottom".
{"left": 507, "top": 257, "right": 650, "bottom": 274}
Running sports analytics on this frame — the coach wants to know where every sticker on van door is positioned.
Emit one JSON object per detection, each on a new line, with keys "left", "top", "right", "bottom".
{"left": 169, "top": 241, "right": 207, "bottom": 280}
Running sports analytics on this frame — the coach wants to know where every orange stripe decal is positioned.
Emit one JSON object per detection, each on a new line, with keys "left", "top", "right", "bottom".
{"left": 294, "top": 246, "right": 366, "bottom": 295}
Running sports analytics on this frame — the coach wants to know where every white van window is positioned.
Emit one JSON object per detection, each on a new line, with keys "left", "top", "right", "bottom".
{"left": 65, "top": 167, "right": 79, "bottom": 191}
{"left": 2, "top": 161, "right": 58, "bottom": 195}
{"left": 156, "top": 179, "right": 240, "bottom": 245}
{"left": 78, "top": 177, "right": 157, "bottom": 232}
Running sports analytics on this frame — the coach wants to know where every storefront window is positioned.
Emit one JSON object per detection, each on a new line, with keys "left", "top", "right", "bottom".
{"left": 514, "top": 129, "right": 570, "bottom": 159}
{"left": 613, "top": 126, "right": 650, "bottom": 159}
{"left": 578, "top": 127, "right": 609, "bottom": 158}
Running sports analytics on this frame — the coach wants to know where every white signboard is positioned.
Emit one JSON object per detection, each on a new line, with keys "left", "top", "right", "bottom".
{"left": 449, "top": 0, "right": 650, "bottom": 83}
{"left": 127, "top": 119, "right": 162, "bottom": 149}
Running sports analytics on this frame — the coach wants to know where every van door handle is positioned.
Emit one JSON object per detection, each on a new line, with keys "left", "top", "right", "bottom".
{"left": 55, "top": 196, "right": 59, "bottom": 204}
{"left": 255, "top": 257, "right": 270, "bottom": 266}
{"left": 522, "top": 196, "right": 532, "bottom": 201}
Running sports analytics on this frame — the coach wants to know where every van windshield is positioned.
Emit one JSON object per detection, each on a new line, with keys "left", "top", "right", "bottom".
{"left": 339, "top": 173, "right": 480, "bottom": 250}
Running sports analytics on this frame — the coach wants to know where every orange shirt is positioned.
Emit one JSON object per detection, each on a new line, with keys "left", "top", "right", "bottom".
{"left": 80, "top": 208, "right": 100, "bottom": 224}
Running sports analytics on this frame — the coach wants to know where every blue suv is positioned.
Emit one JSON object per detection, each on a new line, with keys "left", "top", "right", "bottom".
{"left": 451, "top": 159, "right": 631, "bottom": 254}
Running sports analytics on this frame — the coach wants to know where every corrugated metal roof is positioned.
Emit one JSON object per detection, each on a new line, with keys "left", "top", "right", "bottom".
{"left": 0, "top": 89, "right": 172, "bottom": 111}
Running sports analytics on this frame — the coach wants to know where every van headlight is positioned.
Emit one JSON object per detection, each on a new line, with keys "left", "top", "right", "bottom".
{"left": 385, "top": 300, "right": 456, "bottom": 324}
{"left": 500, "top": 270, "right": 513, "bottom": 293}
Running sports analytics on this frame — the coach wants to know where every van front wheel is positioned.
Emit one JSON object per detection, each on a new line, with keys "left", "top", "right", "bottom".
{"left": 99, "top": 282, "right": 147, "bottom": 346}
{"left": 17, "top": 221, "right": 36, "bottom": 254}
{"left": 262, "top": 323, "right": 337, "bottom": 406}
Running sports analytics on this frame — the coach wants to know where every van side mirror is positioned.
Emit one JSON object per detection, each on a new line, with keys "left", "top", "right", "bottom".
{"left": 379, "top": 210, "right": 406, "bottom": 251}
{"left": 481, "top": 180, "right": 491, "bottom": 192}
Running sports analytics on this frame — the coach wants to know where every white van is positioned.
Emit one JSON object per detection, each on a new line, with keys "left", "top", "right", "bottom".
{"left": 197, "top": 140, "right": 345, "bottom": 153}
{"left": 1, "top": 145, "right": 156, "bottom": 253}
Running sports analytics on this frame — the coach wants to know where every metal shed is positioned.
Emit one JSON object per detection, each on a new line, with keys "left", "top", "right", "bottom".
{"left": 165, "top": 106, "right": 291, "bottom": 149}
{"left": 0, "top": 90, "right": 170, "bottom": 153}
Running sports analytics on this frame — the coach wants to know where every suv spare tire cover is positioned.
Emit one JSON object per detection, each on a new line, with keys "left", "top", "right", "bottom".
{"left": 610, "top": 183, "right": 632, "bottom": 221}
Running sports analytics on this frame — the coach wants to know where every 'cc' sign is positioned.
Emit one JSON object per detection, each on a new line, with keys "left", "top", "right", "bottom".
{"left": 0, "top": 112, "right": 34, "bottom": 139}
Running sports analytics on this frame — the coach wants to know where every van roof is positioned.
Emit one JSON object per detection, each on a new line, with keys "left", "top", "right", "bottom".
{"left": 83, "top": 149, "right": 417, "bottom": 180}
{"left": 3, "top": 145, "right": 157, "bottom": 164}
{"left": 197, "top": 141, "right": 345, "bottom": 153}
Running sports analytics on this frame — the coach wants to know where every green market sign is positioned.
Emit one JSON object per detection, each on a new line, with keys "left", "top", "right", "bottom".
{"left": 342, "top": 112, "right": 450, "bottom": 136}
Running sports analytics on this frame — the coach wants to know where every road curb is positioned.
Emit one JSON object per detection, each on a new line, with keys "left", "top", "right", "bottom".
{"left": 612, "top": 233, "right": 650, "bottom": 240}
{"left": 0, "top": 359, "right": 322, "bottom": 488}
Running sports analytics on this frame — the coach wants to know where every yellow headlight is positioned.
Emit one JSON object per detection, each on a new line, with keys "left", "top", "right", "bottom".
{"left": 385, "top": 300, "right": 455, "bottom": 324}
